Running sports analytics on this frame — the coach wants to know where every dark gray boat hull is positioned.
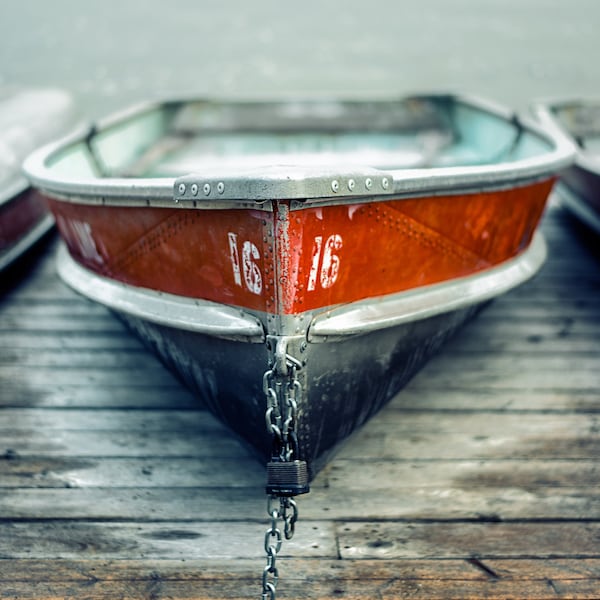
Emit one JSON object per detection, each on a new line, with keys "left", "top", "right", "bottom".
{"left": 120, "top": 303, "right": 479, "bottom": 478}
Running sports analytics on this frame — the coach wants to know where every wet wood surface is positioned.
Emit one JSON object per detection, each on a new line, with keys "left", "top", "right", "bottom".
{"left": 1, "top": 201, "right": 599, "bottom": 599}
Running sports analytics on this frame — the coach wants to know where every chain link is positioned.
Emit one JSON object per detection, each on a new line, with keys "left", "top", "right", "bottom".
{"left": 264, "top": 358, "right": 302, "bottom": 461}
{"left": 261, "top": 496, "right": 298, "bottom": 599}
{"left": 260, "top": 342, "right": 304, "bottom": 600}
{"left": 282, "top": 497, "right": 298, "bottom": 540}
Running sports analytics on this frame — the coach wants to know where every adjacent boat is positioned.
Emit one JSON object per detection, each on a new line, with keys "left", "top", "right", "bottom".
{"left": 24, "top": 94, "right": 574, "bottom": 482}
{"left": 534, "top": 99, "right": 600, "bottom": 233}
{"left": 0, "top": 88, "right": 78, "bottom": 271}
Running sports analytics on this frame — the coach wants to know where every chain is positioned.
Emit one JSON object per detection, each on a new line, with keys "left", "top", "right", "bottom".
{"left": 261, "top": 495, "right": 298, "bottom": 599}
{"left": 262, "top": 497, "right": 281, "bottom": 600}
{"left": 263, "top": 355, "right": 302, "bottom": 462}
{"left": 260, "top": 339, "right": 304, "bottom": 600}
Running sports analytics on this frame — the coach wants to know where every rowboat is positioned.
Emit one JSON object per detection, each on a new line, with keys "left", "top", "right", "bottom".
{"left": 534, "top": 99, "right": 600, "bottom": 233}
{"left": 24, "top": 95, "right": 574, "bottom": 488}
{"left": 0, "top": 88, "right": 78, "bottom": 271}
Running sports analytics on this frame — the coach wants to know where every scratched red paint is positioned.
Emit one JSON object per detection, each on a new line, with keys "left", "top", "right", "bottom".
{"left": 45, "top": 178, "right": 552, "bottom": 316}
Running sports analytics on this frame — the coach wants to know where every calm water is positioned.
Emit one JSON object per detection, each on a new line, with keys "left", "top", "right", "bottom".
{"left": 0, "top": 0, "right": 598, "bottom": 119}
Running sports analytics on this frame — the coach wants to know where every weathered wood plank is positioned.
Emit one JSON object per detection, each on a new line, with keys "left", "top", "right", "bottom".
{"left": 2, "top": 521, "right": 600, "bottom": 562}
{"left": 2, "top": 486, "right": 598, "bottom": 520}
{"left": 341, "top": 412, "right": 600, "bottom": 435}
{"left": 0, "top": 409, "right": 222, "bottom": 432}
{"left": 441, "top": 312, "right": 600, "bottom": 355}
{"left": 448, "top": 334, "right": 600, "bottom": 355}
{"left": 1, "top": 349, "right": 155, "bottom": 369}
{"left": 0, "top": 488, "right": 263, "bottom": 521}
{"left": 0, "top": 301, "right": 110, "bottom": 318}
{"left": 0, "top": 385, "right": 197, "bottom": 409}
{"left": 0, "top": 366, "right": 180, "bottom": 387}
{"left": 0, "top": 429, "right": 249, "bottom": 459}
{"left": 303, "top": 488, "right": 600, "bottom": 520}
{"left": 534, "top": 261, "right": 600, "bottom": 276}
{"left": 389, "top": 389, "right": 600, "bottom": 412}
{"left": 0, "top": 456, "right": 265, "bottom": 489}
{"left": 3, "top": 578, "right": 600, "bottom": 600}
{"left": 323, "top": 459, "right": 600, "bottom": 490}
{"left": 474, "top": 312, "right": 600, "bottom": 331}
{"left": 2, "top": 557, "right": 599, "bottom": 582}
{"left": 2, "top": 457, "right": 597, "bottom": 490}
{"left": 0, "top": 317, "right": 130, "bottom": 333}
{"left": 2, "top": 332, "right": 144, "bottom": 351}
{"left": 407, "top": 355, "right": 600, "bottom": 390}
{"left": 0, "top": 521, "right": 335, "bottom": 559}
{"left": 1, "top": 558, "right": 599, "bottom": 600}
{"left": 338, "top": 522, "right": 600, "bottom": 559}
{"left": 501, "top": 281, "right": 600, "bottom": 299}
{"left": 1, "top": 527, "right": 599, "bottom": 599}
{"left": 477, "top": 297, "right": 600, "bottom": 317}
{"left": 2, "top": 282, "right": 87, "bottom": 302}
{"left": 337, "top": 430, "right": 600, "bottom": 460}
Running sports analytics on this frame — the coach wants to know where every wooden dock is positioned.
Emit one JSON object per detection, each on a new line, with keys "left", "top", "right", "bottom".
{"left": 1, "top": 201, "right": 599, "bottom": 599}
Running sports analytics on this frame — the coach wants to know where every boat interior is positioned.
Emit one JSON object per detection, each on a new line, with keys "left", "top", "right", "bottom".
{"left": 46, "top": 96, "right": 554, "bottom": 181}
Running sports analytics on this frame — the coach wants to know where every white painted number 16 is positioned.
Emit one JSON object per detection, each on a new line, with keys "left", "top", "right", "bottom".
{"left": 228, "top": 233, "right": 263, "bottom": 295}
{"left": 308, "top": 234, "right": 343, "bottom": 291}
{"left": 228, "top": 232, "right": 343, "bottom": 294}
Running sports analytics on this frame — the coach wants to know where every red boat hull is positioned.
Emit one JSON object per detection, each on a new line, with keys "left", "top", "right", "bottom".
{"left": 47, "top": 179, "right": 552, "bottom": 315}
{"left": 0, "top": 188, "right": 53, "bottom": 270}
